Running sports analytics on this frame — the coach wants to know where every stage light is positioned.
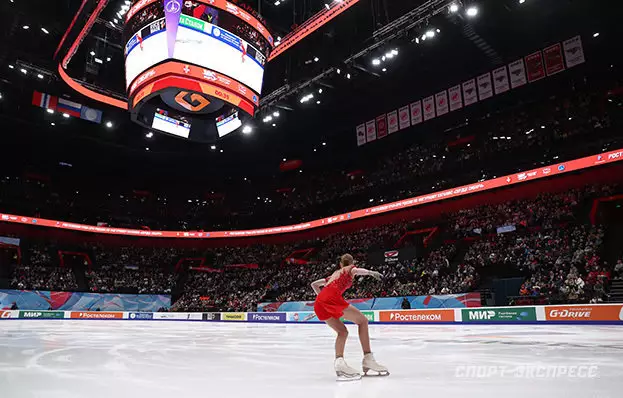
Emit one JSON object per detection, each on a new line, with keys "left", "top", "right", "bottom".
{"left": 372, "top": 58, "right": 381, "bottom": 66}
{"left": 382, "top": 68, "right": 387, "bottom": 72}
{"left": 385, "top": 52, "right": 394, "bottom": 59}
{"left": 449, "top": 3, "right": 459, "bottom": 12}
{"left": 145, "top": 147, "right": 150, "bottom": 151}
{"left": 210, "top": 145, "right": 216, "bottom": 150}
{"left": 37, "top": 74, "right": 43, "bottom": 79}
{"left": 391, "top": 49, "right": 398, "bottom": 55}
{"left": 322, "top": 142, "right": 327, "bottom": 146}
{"left": 426, "top": 30, "right": 435, "bottom": 38}
{"left": 273, "top": 111, "right": 280, "bottom": 117}
{"left": 436, "top": 29, "right": 441, "bottom": 33}
{"left": 324, "top": 3, "right": 330, "bottom": 10}
{"left": 318, "top": 88, "right": 323, "bottom": 94}
{"left": 41, "top": 28, "right": 49, "bottom": 34}
{"left": 106, "top": 57, "right": 111, "bottom": 62}
{"left": 8, "top": 65, "right": 14, "bottom": 69}
{"left": 421, "top": 34, "right": 427, "bottom": 41}
{"left": 23, "top": 25, "right": 29, "bottom": 30}
{"left": 62, "top": 113, "right": 70, "bottom": 118}
{"left": 336, "top": 68, "right": 341, "bottom": 74}
{"left": 272, "top": 123, "right": 277, "bottom": 127}
{"left": 314, "top": 57, "right": 319, "bottom": 62}
{"left": 106, "top": 121, "right": 113, "bottom": 128}
{"left": 145, "top": 132, "right": 153, "bottom": 138}
{"left": 519, "top": 0, "right": 525, "bottom": 3}
{"left": 283, "top": 158, "right": 287, "bottom": 162}
{"left": 46, "top": 109, "right": 54, "bottom": 114}
{"left": 415, "top": 37, "right": 420, "bottom": 44}
{"left": 50, "top": 123, "right": 55, "bottom": 126}
{"left": 346, "top": 73, "right": 351, "bottom": 79}
{"left": 275, "top": 0, "right": 281, "bottom": 5}
{"left": 466, "top": 6, "right": 478, "bottom": 17}
{"left": 90, "top": 51, "right": 95, "bottom": 56}
{"left": 94, "top": 58, "right": 103, "bottom": 64}
{"left": 593, "top": 32, "right": 600, "bottom": 38}
{"left": 242, "top": 125, "right": 252, "bottom": 134}
{"left": 220, "top": 149, "right": 224, "bottom": 153}
{"left": 316, "top": 100, "right": 321, "bottom": 104}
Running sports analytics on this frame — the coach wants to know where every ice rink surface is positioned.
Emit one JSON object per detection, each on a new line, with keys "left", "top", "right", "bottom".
{"left": 0, "top": 320, "right": 622, "bottom": 398}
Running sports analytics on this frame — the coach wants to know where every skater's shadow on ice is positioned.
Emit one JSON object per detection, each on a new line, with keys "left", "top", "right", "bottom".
{"left": 332, "top": 376, "right": 390, "bottom": 398}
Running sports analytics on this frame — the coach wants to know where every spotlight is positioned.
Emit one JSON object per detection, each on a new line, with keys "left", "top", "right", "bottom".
{"left": 20, "top": 68, "right": 27, "bottom": 74}
{"left": 105, "top": 121, "right": 113, "bottom": 128}
{"left": 372, "top": 58, "right": 381, "bottom": 66}
{"left": 8, "top": 65, "right": 14, "bottom": 69}
{"left": 421, "top": 34, "right": 427, "bottom": 41}
{"left": 322, "top": 142, "right": 327, "bottom": 146}
{"left": 316, "top": 100, "right": 321, "bottom": 104}
{"left": 272, "top": 123, "right": 277, "bottom": 127}
{"left": 593, "top": 32, "right": 600, "bottom": 38}
{"left": 324, "top": 3, "right": 330, "bottom": 10}
{"left": 50, "top": 122, "right": 55, "bottom": 126}
{"left": 382, "top": 68, "right": 387, "bottom": 72}
{"left": 346, "top": 73, "right": 351, "bottom": 79}
{"left": 426, "top": 30, "right": 435, "bottom": 38}
{"left": 90, "top": 51, "right": 95, "bottom": 56}
{"left": 46, "top": 108, "right": 54, "bottom": 114}
{"left": 145, "top": 132, "right": 154, "bottom": 138}
{"left": 242, "top": 125, "right": 252, "bottom": 134}
{"left": 145, "top": 147, "right": 150, "bottom": 151}
{"left": 391, "top": 49, "right": 398, "bottom": 55}
{"left": 62, "top": 113, "right": 70, "bottom": 118}
{"left": 37, "top": 74, "right": 43, "bottom": 79}
{"left": 210, "top": 145, "right": 216, "bottom": 150}
{"left": 466, "top": 6, "right": 478, "bottom": 17}
{"left": 519, "top": 0, "right": 525, "bottom": 3}
{"left": 23, "top": 25, "right": 29, "bottom": 30}
{"left": 318, "top": 88, "right": 323, "bottom": 94}
{"left": 106, "top": 57, "right": 111, "bottom": 62}
{"left": 449, "top": 3, "right": 459, "bottom": 12}
{"left": 41, "top": 28, "right": 49, "bottom": 34}
{"left": 314, "top": 57, "right": 319, "bottom": 62}
{"left": 336, "top": 68, "right": 341, "bottom": 74}
{"left": 273, "top": 111, "right": 280, "bottom": 117}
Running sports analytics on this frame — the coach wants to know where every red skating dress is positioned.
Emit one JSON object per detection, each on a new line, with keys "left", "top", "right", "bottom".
{"left": 314, "top": 268, "right": 355, "bottom": 321}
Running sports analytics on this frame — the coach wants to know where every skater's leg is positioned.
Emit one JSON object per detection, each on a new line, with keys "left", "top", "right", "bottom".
{"left": 325, "top": 317, "right": 348, "bottom": 358}
{"left": 342, "top": 305, "right": 371, "bottom": 354}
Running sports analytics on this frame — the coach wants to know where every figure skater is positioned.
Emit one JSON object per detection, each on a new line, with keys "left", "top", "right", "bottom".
{"left": 311, "top": 254, "right": 389, "bottom": 380}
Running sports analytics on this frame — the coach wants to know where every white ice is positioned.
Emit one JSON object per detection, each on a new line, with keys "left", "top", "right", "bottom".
{"left": 0, "top": 321, "right": 621, "bottom": 398}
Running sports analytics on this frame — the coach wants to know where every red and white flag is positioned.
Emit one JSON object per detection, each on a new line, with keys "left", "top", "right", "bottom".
{"left": 376, "top": 114, "right": 388, "bottom": 139}
{"left": 410, "top": 101, "right": 422, "bottom": 125}
{"left": 543, "top": 43, "right": 565, "bottom": 76}
{"left": 365, "top": 120, "right": 377, "bottom": 142}
{"left": 435, "top": 90, "right": 448, "bottom": 116}
{"left": 387, "top": 110, "right": 398, "bottom": 134}
{"left": 423, "top": 95, "right": 435, "bottom": 121}
{"left": 477, "top": 72, "right": 493, "bottom": 101}
{"left": 356, "top": 124, "right": 366, "bottom": 146}
{"left": 448, "top": 85, "right": 462, "bottom": 112}
{"left": 525, "top": 51, "right": 546, "bottom": 82}
{"left": 508, "top": 59, "right": 527, "bottom": 88}
{"left": 492, "top": 66, "right": 510, "bottom": 95}
{"left": 398, "top": 106, "right": 410, "bottom": 130}
{"left": 462, "top": 79, "right": 478, "bottom": 106}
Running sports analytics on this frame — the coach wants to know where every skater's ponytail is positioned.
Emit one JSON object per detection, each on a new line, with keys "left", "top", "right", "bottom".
{"left": 339, "top": 254, "right": 354, "bottom": 268}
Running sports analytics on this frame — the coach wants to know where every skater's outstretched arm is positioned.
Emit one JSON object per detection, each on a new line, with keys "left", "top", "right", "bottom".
{"left": 351, "top": 267, "right": 382, "bottom": 280}
{"left": 311, "top": 278, "right": 327, "bottom": 295}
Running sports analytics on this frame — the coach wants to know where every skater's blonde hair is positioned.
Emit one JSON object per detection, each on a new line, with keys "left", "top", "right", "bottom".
{"left": 339, "top": 254, "right": 354, "bottom": 268}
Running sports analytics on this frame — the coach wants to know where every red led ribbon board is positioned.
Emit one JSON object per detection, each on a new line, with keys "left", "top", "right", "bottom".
{"left": 2, "top": 149, "right": 622, "bottom": 239}
{"left": 131, "top": 75, "right": 255, "bottom": 115}
{"left": 129, "top": 61, "right": 259, "bottom": 106}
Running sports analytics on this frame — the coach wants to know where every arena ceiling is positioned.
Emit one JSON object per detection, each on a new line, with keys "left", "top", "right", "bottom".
{"left": 0, "top": 0, "right": 621, "bottom": 182}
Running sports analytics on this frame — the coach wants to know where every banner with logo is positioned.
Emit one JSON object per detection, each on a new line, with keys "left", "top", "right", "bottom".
{"left": 376, "top": 114, "right": 388, "bottom": 139}
{"left": 153, "top": 312, "right": 197, "bottom": 320}
{"left": 462, "top": 79, "right": 478, "bottom": 106}
{"left": 18, "top": 311, "right": 65, "bottom": 319}
{"left": 286, "top": 312, "right": 319, "bottom": 322}
{"left": 248, "top": 312, "right": 286, "bottom": 322}
{"left": 435, "top": 90, "right": 449, "bottom": 116}
{"left": 0, "top": 289, "right": 170, "bottom": 312}
{"left": 128, "top": 312, "right": 154, "bottom": 320}
{"left": 525, "top": 51, "right": 546, "bottom": 82}
{"left": 462, "top": 307, "right": 537, "bottom": 322}
{"left": 423, "top": 95, "right": 435, "bottom": 121}
{"left": 477, "top": 72, "right": 493, "bottom": 101}
{"left": 384, "top": 250, "right": 399, "bottom": 263}
{"left": 222, "top": 312, "right": 247, "bottom": 321}
{"left": 70, "top": 311, "right": 124, "bottom": 319}
{"left": 258, "top": 293, "right": 481, "bottom": 312}
{"left": 398, "top": 106, "right": 410, "bottom": 130}
{"left": 448, "top": 84, "right": 463, "bottom": 111}
{"left": 365, "top": 120, "right": 377, "bottom": 142}
{"left": 0, "top": 310, "right": 16, "bottom": 319}
{"left": 202, "top": 312, "right": 221, "bottom": 321}
{"left": 356, "top": 123, "right": 366, "bottom": 146}
{"left": 544, "top": 305, "right": 623, "bottom": 322}
{"left": 508, "top": 59, "right": 527, "bottom": 88}
{"left": 410, "top": 101, "right": 423, "bottom": 125}
{"left": 563, "top": 35, "right": 585, "bottom": 68}
{"left": 379, "top": 309, "right": 455, "bottom": 323}
{"left": 387, "top": 110, "right": 398, "bottom": 134}
{"left": 543, "top": 43, "right": 565, "bottom": 76}
{"left": 492, "top": 66, "right": 509, "bottom": 94}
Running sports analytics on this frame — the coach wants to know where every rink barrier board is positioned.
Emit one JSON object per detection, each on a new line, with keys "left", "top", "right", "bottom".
{"left": 1, "top": 304, "right": 622, "bottom": 324}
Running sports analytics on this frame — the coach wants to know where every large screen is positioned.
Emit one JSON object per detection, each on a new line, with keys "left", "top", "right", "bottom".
{"left": 151, "top": 108, "right": 191, "bottom": 138}
{"left": 125, "top": 5, "right": 266, "bottom": 94}
{"left": 216, "top": 110, "right": 242, "bottom": 137}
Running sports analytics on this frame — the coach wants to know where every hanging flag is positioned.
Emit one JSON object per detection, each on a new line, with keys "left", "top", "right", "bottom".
{"left": 423, "top": 95, "right": 435, "bottom": 121}
{"left": 356, "top": 124, "right": 366, "bottom": 146}
{"left": 32, "top": 91, "right": 58, "bottom": 110}
{"left": 508, "top": 59, "right": 527, "bottom": 88}
{"left": 435, "top": 90, "right": 448, "bottom": 116}
{"left": 398, "top": 106, "right": 410, "bottom": 130}
{"left": 365, "top": 120, "right": 377, "bottom": 143}
{"left": 57, "top": 98, "right": 83, "bottom": 118}
{"left": 477, "top": 72, "right": 493, "bottom": 100}
{"left": 462, "top": 79, "right": 477, "bottom": 106}
{"left": 376, "top": 114, "right": 388, "bottom": 139}
{"left": 387, "top": 110, "right": 398, "bottom": 134}
{"left": 448, "top": 85, "right": 462, "bottom": 112}
{"left": 563, "top": 36, "right": 585, "bottom": 68}
{"left": 410, "top": 101, "right": 422, "bottom": 125}
{"left": 543, "top": 43, "right": 565, "bottom": 76}
{"left": 525, "top": 51, "right": 546, "bottom": 82}
{"left": 492, "top": 66, "right": 510, "bottom": 94}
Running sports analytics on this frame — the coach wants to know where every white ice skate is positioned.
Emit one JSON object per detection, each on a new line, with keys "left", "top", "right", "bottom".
{"left": 335, "top": 357, "right": 362, "bottom": 381}
{"left": 362, "top": 353, "right": 389, "bottom": 377}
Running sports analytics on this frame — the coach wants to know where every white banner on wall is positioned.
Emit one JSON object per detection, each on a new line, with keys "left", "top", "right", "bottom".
{"left": 410, "top": 101, "right": 423, "bottom": 125}
{"left": 492, "top": 66, "right": 510, "bottom": 94}
{"left": 365, "top": 120, "right": 377, "bottom": 142}
{"left": 435, "top": 90, "right": 449, "bottom": 116}
{"left": 477, "top": 72, "right": 493, "bottom": 101}
{"left": 563, "top": 35, "right": 585, "bottom": 68}
{"left": 398, "top": 106, "right": 410, "bottom": 130}
{"left": 387, "top": 110, "right": 398, "bottom": 134}
{"left": 508, "top": 59, "right": 527, "bottom": 88}
{"left": 448, "top": 84, "right": 463, "bottom": 112}
{"left": 356, "top": 123, "right": 366, "bottom": 146}
{"left": 462, "top": 79, "right": 478, "bottom": 106}
{"left": 423, "top": 95, "right": 436, "bottom": 121}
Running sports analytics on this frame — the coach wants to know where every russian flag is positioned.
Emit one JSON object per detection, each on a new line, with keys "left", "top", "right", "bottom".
{"left": 32, "top": 91, "right": 58, "bottom": 110}
{"left": 57, "top": 98, "right": 82, "bottom": 118}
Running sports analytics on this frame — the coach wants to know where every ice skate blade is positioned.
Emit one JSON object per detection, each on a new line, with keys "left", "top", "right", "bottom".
{"left": 363, "top": 368, "right": 390, "bottom": 377}
{"left": 336, "top": 371, "right": 362, "bottom": 382}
